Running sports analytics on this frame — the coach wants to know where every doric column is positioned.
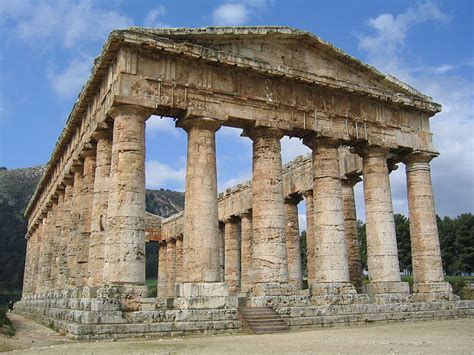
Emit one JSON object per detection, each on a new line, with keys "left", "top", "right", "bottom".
{"left": 303, "top": 190, "right": 315, "bottom": 289}
{"left": 341, "top": 176, "right": 363, "bottom": 292}
{"left": 403, "top": 152, "right": 452, "bottom": 296}
{"left": 246, "top": 127, "right": 288, "bottom": 290}
{"left": 285, "top": 195, "right": 303, "bottom": 290}
{"left": 51, "top": 190, "right": 65, "bottom": 290}
{"left": 166, "top": 239, "right": 177, "bottom": 297}
{"left": 357, "top": 145, "right": 408, "bottom": 294}
{"left": 104, "top": 105, "right": 150, "bottom": 286}
{"left": 219, "top": 223, "right": 225, "bottom": 282}
{"left": 77, "top": 148, "right": 96, "bottom": 288}
{"left": 22, "top": 231, "right": 33, "bottom": 296}
{"left": 179, "top": 117, "right": 221, "bottom": 283}
{"left": 68, "top": 163, "right": 84, "bottom": 289}
{"left": 240, "top": 211, "right": 252, "bottom": 293}
{"left": 34, "top": 221, "right": 44, "bottom": 294}
{"left": 304, "top": 137, "right": 355, "bottom": 295}
{"left": 157, "top": 241, "right": 167, "bottom": 300}
{"left": 175, "top": 236, "right": 184, "bottom": 284}
{"left": 88, "top": 130, "right": 113, "bottom": 287}
{"left": 224, "top": 216, "right": 240, "bottom": 294}
{"left": 57, "top": 178, "right": 74, "bottom": 290}
{"left": 44, "top": 200, "right": 58, "bottom": 292}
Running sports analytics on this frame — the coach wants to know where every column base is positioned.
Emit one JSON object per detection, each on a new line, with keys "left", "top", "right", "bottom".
{"left": 97, "top": 284, "right": 148, "bottom": 312}
{"left": 173, "top": 282, "right": 238, "bottom": 309}
{"left": 366, "top": 281, "right": 410, "bottom": 295}
{"left": 412, "top": 281, "right": 458, "bottom": 301}
{"left": 250, "top": 282, "right": 305, "bottom": 297}
{"left": 310, "top": 282, "right": 357, "bottom": 296}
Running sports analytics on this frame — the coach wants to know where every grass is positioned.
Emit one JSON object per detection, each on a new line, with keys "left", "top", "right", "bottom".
{"left": 146, "top": 279, "right": 157, "bottom": 298}
{"left": 0, "top": 308, "right": 15, "bottom": 337}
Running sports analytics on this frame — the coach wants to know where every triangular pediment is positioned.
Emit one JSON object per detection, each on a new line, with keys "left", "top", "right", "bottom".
{"left": 131, "top": 26, "right": 432, "bottom": 102}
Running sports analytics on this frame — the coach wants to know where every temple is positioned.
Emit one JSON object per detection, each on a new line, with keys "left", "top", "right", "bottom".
{"left": 17, "top": 27, "right": 472, "bottom": 338}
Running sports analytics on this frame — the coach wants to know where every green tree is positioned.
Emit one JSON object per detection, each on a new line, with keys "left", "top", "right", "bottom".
{"left": 357, "top": 220, "right": 367, "bottom": 272}
{"left": 394, "top": 214, "right": 411, "bottom": 274}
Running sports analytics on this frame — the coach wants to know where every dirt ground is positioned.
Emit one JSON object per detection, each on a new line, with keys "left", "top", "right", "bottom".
{"left": 1, "top": 313, "right": 473, "bottom": 354}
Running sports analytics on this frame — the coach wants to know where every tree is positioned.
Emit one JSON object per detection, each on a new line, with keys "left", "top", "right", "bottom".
{"left": 394, "top": 214, "right": 411, "bottom": 274}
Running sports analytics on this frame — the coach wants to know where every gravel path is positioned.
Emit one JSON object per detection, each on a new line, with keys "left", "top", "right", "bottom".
{"left": 2, "top": 313, "right": 473, "bottom": 354}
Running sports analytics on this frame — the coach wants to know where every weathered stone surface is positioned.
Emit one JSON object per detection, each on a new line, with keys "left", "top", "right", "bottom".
{"left": 157, "top": 242, "right": 167, "bottom": 300}
{"left": 247, "top": 127, "right": 289, "bottom": 290}
{"left": 240, "top": 211, "right": 252, "bottom": 293}
{"left": 285, "top": 195, "right": 303, "bottom": 290}
{"left": 224, "top": 217, "right": 240, "bottom": 294}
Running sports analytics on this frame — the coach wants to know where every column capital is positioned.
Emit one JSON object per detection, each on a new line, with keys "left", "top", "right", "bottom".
{"left": 341, "top": 174, "right": 362, "bottom": 188}
{"left": 302, "top": 135, "right": 342, "bottom": 150}
{"left": 402, "top": 150, "right": 438, "bottom": 165}
{"left": 92, "top": 129, "right": 113, "bottom": 141}
{"left": 62, "top": 177, "right": 74, "bottom": 187}
{"left": 80, "top": 147, "right": 97, "bottom": 159}
{"left": 238, "top": 209, "right": 252, "bottom": 218}
{"left": 242, "top": 126, "right": 283, "bottom": 141}
{"left": 302, "top": 189, "right": 313, "bottom": 198}
{"left": 285, "top": 193, "right": 302, "bottom": 205}
{"left": 108, "top": 104, "right": 151, "bottom": 121}
{"left": 352, "top": 144, "right": 389, "bottom": 159}
{"left": 70, "top": 164, "right": 84, "bottom": 174}
{"left": 177, "top": 116, "right": 220, "bottom": 133}
{"left": 223, "top": 215, "right": 239, "bottom": 224}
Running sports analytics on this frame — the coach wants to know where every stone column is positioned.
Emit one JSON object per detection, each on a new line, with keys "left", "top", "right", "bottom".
{"left": 304, "top": 137, "right": 355, "bottom": 295}
{"left": 77, "top": 149, "right": 96, "bottom": 288}
{"left": 246, "top": 127, "right": 288, "bottom": 292}
{"left": 51, "top": 190, "right": 65, "bottom": 290}
{"left": 224, "top": 217, "right": 241, "bottom": 294}
{"left": 175, "top": 236, "right": 184, "bottom": 284}
{"left": 219, "top": 223, "right": 225, "bottom": 282}
{"left": 34, "top": 222, "right": 44, "bottom": 294}
{"left": 22, "top": 232, "right": 33, "bottom": 296}
{"left": 180, "top": 117, "right": 222, "bottom": 286}
{"left": 88, "top": 130, "right": 113, "bottom": 287}
{"left": 44, "top": 200, "right": 58, "bottom": 292}
{"left": 68, "top": 164, "right": 84, "bottom": 289}
{"left": 240, "top": 211, "right": 252, "bottom": 293}
{"left": 403, "top": 152, "right": 452, "bottom": 297}
{"left": 104, "top": 105, "right": 150, "bottom": 286}
{"left": 357, "top": 146, "right": 408, "bottom": 294}
{"left": 285, "top": 195, "right": 303, "bottom": 290}
{"left": 166, "top": 239, "right": 177, "bottom": 297}
{"left": 303, "top": 190, "right": 316, "bottom": 289}
{"left": 157, "top": 241, "right": 167, "bottom": 300}
{"left": 58, "top": 178, "right": 74, "bottom": 290}
{"left": 341, "top": 176, "right": 363, "bottom": 292}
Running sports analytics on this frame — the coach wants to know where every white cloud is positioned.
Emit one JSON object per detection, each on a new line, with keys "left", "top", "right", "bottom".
{"left": 146, "top": 116, "right": 179, "bottom": 136}
{"left": 357, "top": 1, "right": 473, "bottom": 217}
{"left": 212, "top": 0, "right": 271, "bottom": 26}
{"left": 298, "top": 213, "right": 307, "bottom": 232}
{"left": 143, "top": 6, "right": 170, "bottom": 27}
{"left": 146, "top": 159, "right": 186, "bottom": 191}
{"left": 213, "top": 3, "right": 249, "bottom": 26}
{"left": 48, "top": 55, "right": 93, "bottom": 98}
{"left": 4, "top": 0, "right": 132, "bottom": 48}
{"left": 281, "top": 136, "right": 310, "bottom": 164}
{"left": 219, "top": 172, "right": 251, "bottom": 191}
{"left": 358, "top": 1, "right": 449, "bottom": 77}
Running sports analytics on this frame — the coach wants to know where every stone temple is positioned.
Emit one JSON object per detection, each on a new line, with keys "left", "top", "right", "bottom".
{"left": 17, "top": 27, "right": 473, "bottom": 338}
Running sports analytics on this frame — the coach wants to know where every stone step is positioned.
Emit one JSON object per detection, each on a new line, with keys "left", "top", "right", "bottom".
{"left": 239, "top": 307, "right": 290, "bottom": 335}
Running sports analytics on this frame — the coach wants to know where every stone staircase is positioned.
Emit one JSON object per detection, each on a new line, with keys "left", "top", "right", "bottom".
{"left": 239, "top": 307, "right": 290, "bottom": 334}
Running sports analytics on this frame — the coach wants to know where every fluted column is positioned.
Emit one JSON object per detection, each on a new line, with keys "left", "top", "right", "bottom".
{"left": 285, "top": 195, "right": 303, "bottom": 290}
{"left": 104, "top": 105, "right": 150, "bottom": 286}
{"left": 88, "top": 130, "right": 113, "bottom": 287}
{"left": 22, "top": 232, "right": 33, "bottom": 296}
{"left": 304, "top": 137, "right": 355, "bottom": 295}
{"left": 240, "top": 211, "right": 252, "bottom": 293}
{"left": 166, "top": 239, "right": 177, "bottom": 297}
{"left": 157, "top": 241, "right": 167, "bottom": 299}
{"left": 68, "top": 164, "right": 84, "bottom": 289}
{"left": 76, "top": 149, "right": 96, "bottom": 288}
{"left": 341, "top": 176, "right": 363, "bottom": 292}
{"left": 303, "top": 190, "right": 315, "bottom": 289}
{"left": 175, "top": 236, "right": 184, "bottom": 284}
{"left": 403, "top": 152, "right": 452, "bottom": 297}
{"left": 58, "top": 178, "right": 74, "bottom": 290}
{"left": 219, "top": 223, "right": 225, "bottom": 282}
{"left": 51, "top": 190, "right": 65, "bottom": 290}
{"left": 179, "top": 117, "right": 221, "bottom": 284}
{"left": 357, "top": 145, "right": 408, "bottom": 294}
{"left": 224, "top": 217, "right": 240, "bottom": 294}
{"left": 246, "top": 127, "right": 288, "bottom": 291}
{"left": 44, "top": 200, "right": 58, "bottom": 292}
{"left": 34, "top": 222, "right": 44, "bottom": 293}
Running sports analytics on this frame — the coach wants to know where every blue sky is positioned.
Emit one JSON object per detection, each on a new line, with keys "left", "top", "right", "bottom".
{"left": 1, "top": 0, "right": 473, "bottom": 225}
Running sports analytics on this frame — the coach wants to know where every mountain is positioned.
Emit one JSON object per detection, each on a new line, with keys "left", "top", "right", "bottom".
{"left": 0, "top": 165, "right": 184, "bottom": 292}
